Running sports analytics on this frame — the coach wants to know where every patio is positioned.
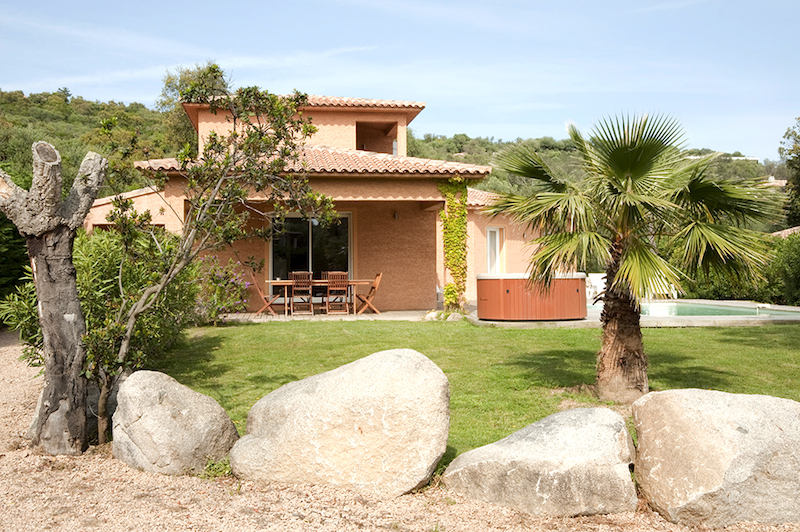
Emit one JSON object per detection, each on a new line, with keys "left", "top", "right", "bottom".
{"left": 223, "top": 309, "right": 430, "bottom": 323}
{"left": 223, "top": 300, "right": 800, "bottom": 328}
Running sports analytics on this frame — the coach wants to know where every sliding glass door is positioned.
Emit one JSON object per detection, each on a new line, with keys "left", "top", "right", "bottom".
{"left": 271, "top": 216, "right": 350, "bottom": 280}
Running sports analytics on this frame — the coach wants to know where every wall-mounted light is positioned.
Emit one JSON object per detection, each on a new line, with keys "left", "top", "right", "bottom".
{"left": 393, "top": 211, "right": 399, "bottom": 220}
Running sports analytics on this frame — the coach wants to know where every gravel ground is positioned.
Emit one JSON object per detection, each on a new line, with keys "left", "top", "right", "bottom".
{"left": 1, "top": 329, "right": 798, "bottom": 532}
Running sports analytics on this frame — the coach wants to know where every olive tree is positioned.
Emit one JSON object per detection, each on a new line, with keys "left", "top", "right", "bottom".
{"left": 94, "top": 66, "right": 336, "bottom": 439}
{"left": 1, "top": 64, "right": 335, "bottom": 453}
{"left": 0, "top": 143, "right": 106, "bottom": 454}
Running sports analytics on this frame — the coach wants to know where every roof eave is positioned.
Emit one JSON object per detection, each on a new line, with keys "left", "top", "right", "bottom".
{"left": 182, "top": 102, "right": 203, "bottom": 132}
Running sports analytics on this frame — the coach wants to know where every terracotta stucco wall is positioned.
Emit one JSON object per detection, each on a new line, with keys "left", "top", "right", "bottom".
{"left": 196, "top": 108, "right": 230, "bottom": 153}
{"left": 308, "top": 110, "right": 407, "bottom": 155}
{"left": 194, "top": 107, "right": 408, "bottom": 156}
{"left": 216, "top": 235, "right": 269, "bottom": 313}
{"left": 310, "top": 178, "right": 443, "bottom": 202}
{"left": 83, "top": 182, "right": 185, "bottom": 233}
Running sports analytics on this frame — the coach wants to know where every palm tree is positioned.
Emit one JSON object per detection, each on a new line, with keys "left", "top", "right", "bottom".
{"left": 487, "top": 114, "right": 779, "bottom": 403}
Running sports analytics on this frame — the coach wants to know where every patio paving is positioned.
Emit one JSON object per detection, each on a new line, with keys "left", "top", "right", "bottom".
{"left": 223, "top": 309, "right": 430, "bottom": 323}
{"left": 224, "top": 301, "right": 800, "bottom": 328}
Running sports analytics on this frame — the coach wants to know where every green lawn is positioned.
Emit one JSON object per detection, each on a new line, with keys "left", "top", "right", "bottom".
{"left": 152, "top": 321, "right": 800, "bottom": 466}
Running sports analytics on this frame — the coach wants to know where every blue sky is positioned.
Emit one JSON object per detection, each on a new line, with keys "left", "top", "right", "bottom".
{"left": 1, "top": 0, "right": 797, "bottom": 162}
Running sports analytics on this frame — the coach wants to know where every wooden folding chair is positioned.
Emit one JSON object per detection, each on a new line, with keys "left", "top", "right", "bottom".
{"left": 324, "top": 271, "right": 350, "bottom": 314}
{"left": 355, "top": 273, "right": 382, "bottom": 315}
{"left": 290, "top": 271, "right": 314, "bottom": 315}
{"left": 250, "top": 272, "right": 278, "bottom": 316}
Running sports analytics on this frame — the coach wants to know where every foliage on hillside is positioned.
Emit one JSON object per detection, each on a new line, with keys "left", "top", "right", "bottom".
{"left": 0, "top": 88, "right": 170, "bottom": 196}
{"left": 0, "top": 213, "right": 27, "bottom": 299}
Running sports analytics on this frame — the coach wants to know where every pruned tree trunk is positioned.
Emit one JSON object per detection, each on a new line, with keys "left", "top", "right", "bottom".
{"left": 26, "top": 225, "right": 89, "bottom": 454}
{"left": 0, "top": 142, "right": 106, "bottom": 455}
{"left": 596, "top": 247, "right": 649, "bottom": 403}
{"left": 96, "top": 369, "right": 112, "bottom": 445}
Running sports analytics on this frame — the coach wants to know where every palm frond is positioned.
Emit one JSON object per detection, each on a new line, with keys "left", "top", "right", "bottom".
{"left": 527, "top": 231, "right": 612, "bottom": 285}
{"left": 571, "top": 114, "right": 688, "bottom": 238}
{"left": 493, "top": 142, "right": 568, "bottom": 193}
{"left": 670, "top": 165, "right": 782, "bottom": 227}
{"left": 485, "top": 191, "right": 596, "bottom": 236}
{"left": 613, "top": 238, "right": 684, "bottom": 305}
{"left": 673, "top": 222, "right": 770, "bottom": 279}
{"left": 586, "top": 114, "right": 685, "bottom": 183}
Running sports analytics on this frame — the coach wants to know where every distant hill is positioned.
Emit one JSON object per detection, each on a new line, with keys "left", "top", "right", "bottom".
{"left": 0, "top": 88, "right": 172, "bottom": 196}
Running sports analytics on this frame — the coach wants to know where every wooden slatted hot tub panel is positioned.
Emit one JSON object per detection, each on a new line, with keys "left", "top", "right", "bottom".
{"left": 477, "top": 275, "right": 587, "bottom": 321}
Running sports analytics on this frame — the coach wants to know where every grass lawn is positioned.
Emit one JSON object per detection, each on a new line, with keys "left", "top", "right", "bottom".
{"left": 152, "top": 321, "right": 800, "bottom": 466}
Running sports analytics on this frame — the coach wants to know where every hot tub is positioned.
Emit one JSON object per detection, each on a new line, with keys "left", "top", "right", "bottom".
{"left": 477, "top": 273, "right": 587, "bottom": 321}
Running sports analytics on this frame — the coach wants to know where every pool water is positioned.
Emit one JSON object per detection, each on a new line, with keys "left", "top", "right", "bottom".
{"left": 590, "top": 301, "right": 800, "bottom": 317}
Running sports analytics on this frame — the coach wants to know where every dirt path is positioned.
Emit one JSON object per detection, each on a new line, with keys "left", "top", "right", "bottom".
{"left": 0, "top": 329, "right": 796, "bottom": 531}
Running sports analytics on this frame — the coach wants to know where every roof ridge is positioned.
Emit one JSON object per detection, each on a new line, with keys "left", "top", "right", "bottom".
{"left": 304, "top": 95, "right": 425, "bottom": 109}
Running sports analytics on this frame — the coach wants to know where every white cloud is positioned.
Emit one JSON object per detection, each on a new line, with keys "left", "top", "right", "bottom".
{"left": 0, "top": 11, "right": 211, "bottom": 60}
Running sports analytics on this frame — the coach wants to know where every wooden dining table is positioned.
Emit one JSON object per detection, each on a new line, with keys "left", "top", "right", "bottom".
{"left": 262, "top": 278, "right": 373, "bottom": 316}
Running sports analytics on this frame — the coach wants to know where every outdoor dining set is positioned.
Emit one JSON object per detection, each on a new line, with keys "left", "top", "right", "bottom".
{"left": 251, "top": 271, "right": 382, "bottom": 317}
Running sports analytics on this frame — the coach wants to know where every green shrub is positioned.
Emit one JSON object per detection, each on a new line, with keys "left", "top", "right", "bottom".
{"left": 0, "top": 213, "right": 28, "bottom": 300}
{"left": 198, "top": 457, "right": 233, "bottom": 479}
{"left": 192, "top": 256, "right": 249, "bottom": 325}
{"left": 77, "top": 229, "right": 197, "bottom": 375}
{"left": 679, "top": 234, "right": 800, "bottom": 305}
{"left": 0, "top": 229, "right": 197, "bottom": 370}
{"left": 0, "top": 269, "right": 41, "bottom": 364}
{"left": 680, "top": 265, "right": 782, "bottom": 303}
{"left": 773, "top": 233, "right": 800, "bottom": 305}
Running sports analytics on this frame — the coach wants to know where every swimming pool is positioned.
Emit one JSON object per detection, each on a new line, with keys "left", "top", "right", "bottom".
{"left": 642, "top": 301, "right": 800, "bottom": 317}
{"left": 589, "top": 300, "right": 800, "bottom": 317}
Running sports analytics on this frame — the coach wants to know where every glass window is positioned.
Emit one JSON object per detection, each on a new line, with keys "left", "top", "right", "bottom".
{"left": 487, "top": 227, "right": 503, "bottom": 274}
{"left": 272, "top": 216, "right": 350, "bottom": 280}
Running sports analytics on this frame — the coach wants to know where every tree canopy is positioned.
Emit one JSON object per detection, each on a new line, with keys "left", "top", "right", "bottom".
{"left": 780, "top": 117, "right": 800, "bottom": 226}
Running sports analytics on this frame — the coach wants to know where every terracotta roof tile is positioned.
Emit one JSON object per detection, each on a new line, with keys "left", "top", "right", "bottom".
{"left": 134, "top": 158, "right": 181, "bottom": 172}
{"left": 466, "top": 187, "right": 501, "bottom": 207}
{"left": 294, "top": 146, "right": 490, "bottom": 177}
{"left": 304, "top": 95, "right": 425, "bottom": 110}
{"left": 134, "top": 147, "right": 491, "bottom": 178}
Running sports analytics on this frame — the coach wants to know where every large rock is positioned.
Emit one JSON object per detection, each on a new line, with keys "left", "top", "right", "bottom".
{"left": 230, "top": 348, "right": 450, "bottom": 497}
{"left": 443, "top": 408, "right": 637, "bottom": 517}
{"left": 633, "top": 389, "right": 800, "bottom": 527}
{"left": 112, "top": 370, "right": 239, "bottom": 475}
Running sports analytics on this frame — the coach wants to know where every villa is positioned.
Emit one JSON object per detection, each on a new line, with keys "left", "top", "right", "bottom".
{"left": 85, "top": 95, "right": 531, "bottom": 312}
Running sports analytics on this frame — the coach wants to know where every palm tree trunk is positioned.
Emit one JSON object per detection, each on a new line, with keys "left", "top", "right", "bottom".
{"left": 596, "top": 252, "right": 649, "bottom": 403}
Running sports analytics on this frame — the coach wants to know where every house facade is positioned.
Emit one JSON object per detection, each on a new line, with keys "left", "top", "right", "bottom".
{"left": 85, "top": 96, "right": 531, "bottom": 311}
